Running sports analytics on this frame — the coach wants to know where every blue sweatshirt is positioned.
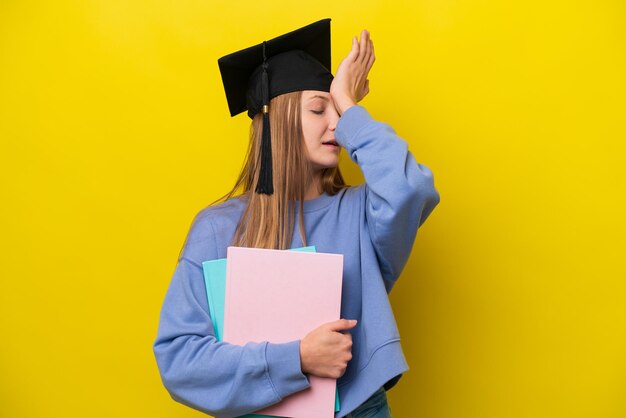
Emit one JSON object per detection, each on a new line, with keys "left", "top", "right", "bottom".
{"left": 153, "top": 105, "right": 440, "bottom": 418}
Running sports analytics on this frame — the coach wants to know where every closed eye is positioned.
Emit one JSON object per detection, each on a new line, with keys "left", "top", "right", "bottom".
{"left": 311, "top": 110, "right": 324, "bottom": 115}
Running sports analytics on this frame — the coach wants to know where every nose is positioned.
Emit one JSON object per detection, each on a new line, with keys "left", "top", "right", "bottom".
{"left": 328, "top": 106, "right": 340, "bottom": 131}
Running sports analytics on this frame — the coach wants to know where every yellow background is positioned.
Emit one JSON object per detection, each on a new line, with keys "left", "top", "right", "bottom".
{"left": 1, "top": 1, "right": 625, "bottom": 417}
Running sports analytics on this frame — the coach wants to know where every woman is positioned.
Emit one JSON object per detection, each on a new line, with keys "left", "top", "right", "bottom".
{"left": 153, "top": 19, "right": 440, "bottom": 418}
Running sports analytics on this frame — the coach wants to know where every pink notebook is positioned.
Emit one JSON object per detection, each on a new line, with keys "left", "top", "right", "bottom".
{"left": 223, "top": 246, "right": 344, "bottom": 418}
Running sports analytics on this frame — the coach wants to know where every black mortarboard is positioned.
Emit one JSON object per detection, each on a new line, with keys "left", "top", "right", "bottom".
{"left": 218, "top": 18, "right": 333, "bottom": 195}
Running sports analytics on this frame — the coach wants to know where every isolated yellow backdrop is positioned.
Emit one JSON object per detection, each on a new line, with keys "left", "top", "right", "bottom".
{"left": 1, "top": 1, "right": 625, "bottom": 417}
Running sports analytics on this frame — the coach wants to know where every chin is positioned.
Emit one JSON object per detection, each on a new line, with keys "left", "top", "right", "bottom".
{"left": 310, "top": 153, "right": 340, "bottom": 171}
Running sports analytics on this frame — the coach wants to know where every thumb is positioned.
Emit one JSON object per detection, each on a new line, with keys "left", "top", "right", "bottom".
{"left": 327, "top": 318, "right": 358, "bottom": 332}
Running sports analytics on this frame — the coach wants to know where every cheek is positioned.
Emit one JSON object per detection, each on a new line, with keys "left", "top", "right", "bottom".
{"left": 301, "top": 115, "right": 325, "bottom": 146}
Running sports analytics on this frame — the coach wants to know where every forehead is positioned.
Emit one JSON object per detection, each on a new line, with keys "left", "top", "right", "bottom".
{"left": 302, "top": 90, "right": 331, "bottom": 101}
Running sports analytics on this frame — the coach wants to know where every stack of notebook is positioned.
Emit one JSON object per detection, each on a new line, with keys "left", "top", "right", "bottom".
{"left": 202, "top": 245, "right": 344, "bottom": 418}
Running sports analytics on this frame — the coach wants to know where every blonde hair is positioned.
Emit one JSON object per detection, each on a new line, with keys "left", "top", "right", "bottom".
{"left": 209, "top": 91, "right": 346, "bottom": 249}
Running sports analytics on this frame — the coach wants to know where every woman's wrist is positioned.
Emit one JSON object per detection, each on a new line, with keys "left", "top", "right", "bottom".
{"left": 299, "top": 339, "right": 309, "bottom": 374}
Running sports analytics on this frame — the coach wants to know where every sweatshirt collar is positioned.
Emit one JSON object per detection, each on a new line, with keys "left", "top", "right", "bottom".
{"left": 298, "top": 191, "right": 334, "bottom": 213}
{"left": 235, "top": 191, "right": 335, "bottom": 213}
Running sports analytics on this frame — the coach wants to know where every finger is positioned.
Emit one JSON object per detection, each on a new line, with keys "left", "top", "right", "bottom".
{"left": 357, "top": 29, "right": 367, "bottom": 64}
{"left": 364, "top": 35, "right": 373, "bottom": 67}
{"left": 364, "top": 31, "right": 371, "bottom": 62}
{"left": 328, "top": 318, "right": 357, "bottom": 331}
{"left": 366, "top": 40, "right": 375, "bottom": 73}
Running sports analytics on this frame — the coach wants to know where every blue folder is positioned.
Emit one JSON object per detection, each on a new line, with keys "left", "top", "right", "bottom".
{"left": 202, "top": 246, "right": 341, "bottom": 417}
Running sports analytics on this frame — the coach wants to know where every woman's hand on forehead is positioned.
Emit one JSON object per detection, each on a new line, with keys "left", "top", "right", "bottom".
{"left": 330, "top": 29, "right": 375, "bottom": 115}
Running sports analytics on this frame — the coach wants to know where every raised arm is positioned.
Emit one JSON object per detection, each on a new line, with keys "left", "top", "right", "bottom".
{"left": 331, "top": 29, "right": 440, "bottom": 292}
{"left": 335, "top": 105, "right": 440, "bottom": 291}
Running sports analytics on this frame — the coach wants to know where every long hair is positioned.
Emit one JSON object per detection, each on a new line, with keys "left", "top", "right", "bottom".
{"left": 208, "top": 91, "right": 346, "bottom": 249}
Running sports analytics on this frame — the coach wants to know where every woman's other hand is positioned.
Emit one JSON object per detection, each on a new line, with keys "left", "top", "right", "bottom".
{"left": 299, "top": 319, "right": 357, "bottom": 379}
{"left": 330, "top": 29, "right": 375, "bottom": 116}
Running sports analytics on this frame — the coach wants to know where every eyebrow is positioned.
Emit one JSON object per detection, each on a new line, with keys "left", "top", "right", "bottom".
{"left": 308, "top": 95, "right": 329, "bottom": 102}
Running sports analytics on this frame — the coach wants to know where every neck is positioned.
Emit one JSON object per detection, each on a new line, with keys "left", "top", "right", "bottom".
{"left": 304, "top": 171, "right": 323, "bottom": 200}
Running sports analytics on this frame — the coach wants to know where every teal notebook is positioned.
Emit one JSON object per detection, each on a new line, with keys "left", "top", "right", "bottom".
{"left": 202, "top": 246, "right": 341, "bottom": 417}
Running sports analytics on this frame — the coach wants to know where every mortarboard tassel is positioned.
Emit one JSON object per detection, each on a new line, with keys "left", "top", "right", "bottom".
{"left": 255, "top": 41, "right": 274, "bottom": 195}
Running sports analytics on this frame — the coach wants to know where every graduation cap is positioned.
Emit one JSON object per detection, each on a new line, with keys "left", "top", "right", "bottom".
{"left": 218, "top": 18, "right": 334, "bottom": 195}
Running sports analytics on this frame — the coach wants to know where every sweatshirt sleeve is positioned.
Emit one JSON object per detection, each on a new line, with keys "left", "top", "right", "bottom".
{"left": 152, "top": 215, "right": 311, "bottom": 418}
{"left": 335, "top": 105, "right": 440, "bottom": 291}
